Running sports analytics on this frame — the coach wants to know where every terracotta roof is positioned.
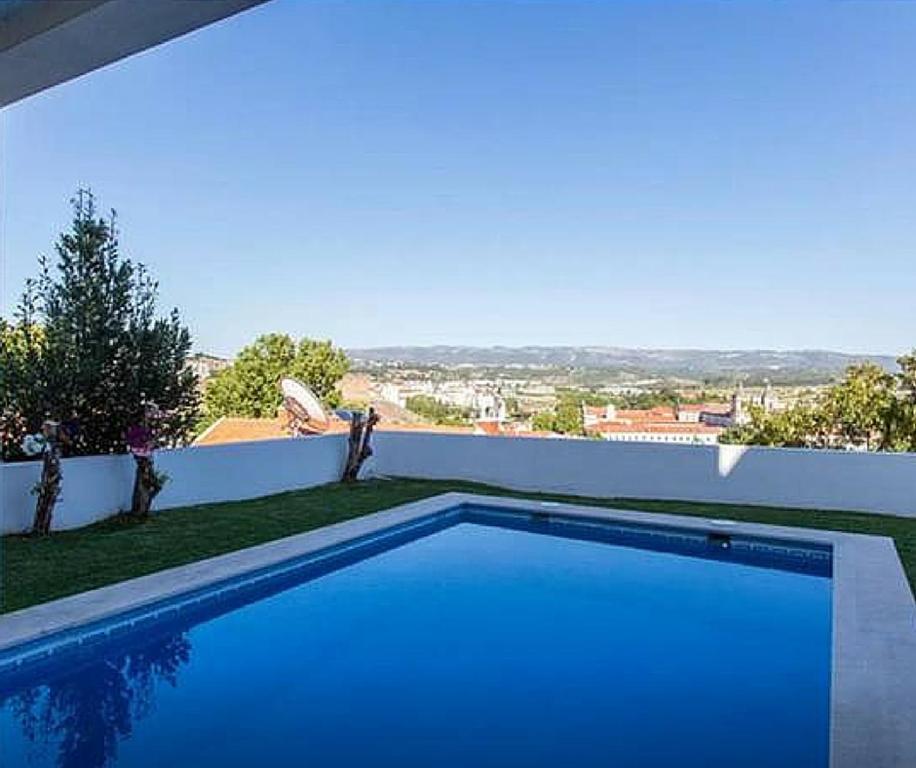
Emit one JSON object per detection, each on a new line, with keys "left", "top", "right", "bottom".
{"left": 615, "top": 407, "right": 677, "bottom": 422}
{"left": 194, "top": 417, "right": 288, "bottom": 445}
{"left": 193, "top": 416, "right": 475, "bottom": 446}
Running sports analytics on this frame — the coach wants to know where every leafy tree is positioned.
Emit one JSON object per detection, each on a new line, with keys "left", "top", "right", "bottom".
{"left": 0, "top": 191, "right": 199, "bottom": 461}
{"left": 612, "top": 389, "right": 680, "bottom": 409}
{"left": 203, "top": 333, "right": 349, "bottom": 422}
{"left": 532, "top": 392, "right": 584, "bottom": 435}
{"left": 0, "top": 314, "right": 46, "bottom": 459}
{"left": 720, "top": 403, "right": 828, "bottom": 448}
{"left": 531, "top": 411, "right": 557, "bottom": 433}
{"left": 555, "top": 394, "right": 586, "bottom": 435}
{"left": 554, "top": 386, "right": 722, "bottom": 412}
{"left": 722, "top": 359, "right": 916, "bottom": 452}
{"left": 564, "top": 389, "right": 613, "bottom": 408}
{"left": 890, "top": 352, "right": 916, "bottom": 451}
{"left": 822, "top": 363, "right": 896, "bottom": 450}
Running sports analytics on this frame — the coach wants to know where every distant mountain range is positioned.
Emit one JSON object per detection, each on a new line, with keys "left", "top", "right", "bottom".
{"left": 348, "top": 346, "right": 898, "bottom": 382}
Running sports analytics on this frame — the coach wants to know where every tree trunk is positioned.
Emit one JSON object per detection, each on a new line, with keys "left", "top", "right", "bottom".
{"left": 342, "top": 408, "right": 380, "bottom": 483}
{"left": 32, "top": 446, "right": 62, "bottom": 536}
{"left": 342, "top": 413, "right": 364, "bottom": 483}
{"left": 131, "top": 455, "right": 164, "bottom": 517}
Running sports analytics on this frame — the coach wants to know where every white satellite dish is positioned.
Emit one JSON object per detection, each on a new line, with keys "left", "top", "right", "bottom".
{"left": 280, "top": 377, "right": 330, "bottom": 435}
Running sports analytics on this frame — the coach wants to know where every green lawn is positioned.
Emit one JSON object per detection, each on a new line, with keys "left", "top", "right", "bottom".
{"left": 2, "top": 477, "right": 914, "bottom": 614}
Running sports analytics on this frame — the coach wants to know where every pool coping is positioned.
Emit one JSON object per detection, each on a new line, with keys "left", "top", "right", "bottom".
{"left": 1, "top": 491, "right": 914, "bottom": 768}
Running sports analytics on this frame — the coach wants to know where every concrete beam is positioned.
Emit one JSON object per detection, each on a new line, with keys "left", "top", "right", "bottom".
{"left": 0, "top": 0, "right": 269, "bottom": 108}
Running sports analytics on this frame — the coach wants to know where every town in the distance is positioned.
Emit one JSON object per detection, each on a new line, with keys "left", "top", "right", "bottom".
{"left": 190, "top": 344, "right": 909, "bottom": 451}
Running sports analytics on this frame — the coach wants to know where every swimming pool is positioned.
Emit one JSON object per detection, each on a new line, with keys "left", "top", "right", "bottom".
{"left": 0, "top": 499, "right": 837, "bottom": 768}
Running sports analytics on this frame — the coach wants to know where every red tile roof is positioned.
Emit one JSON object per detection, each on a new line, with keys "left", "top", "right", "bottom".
{"left": 475, "top": 420, "right": 501, "bottom": 436}
{"left": 194, "top": 417, "right": 289, "bottom": 445}
{"left": 193, "top": 416, "right": 476, "bottom": 446}
{"left": 615, "top": 407, "right": 678, "bottom": 422}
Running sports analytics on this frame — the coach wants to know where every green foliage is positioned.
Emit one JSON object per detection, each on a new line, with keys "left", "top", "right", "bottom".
{"left": 611, "top": 389, "right": 680, "bottom": 409}
{"left": 536, "top": 386, "right": 709, "bottom": 435}
{"left": 892, "top": 352, "right": 916, "bottom": 451}
{"left": 553, "top": 387, "right": 722, "bottom": 412}
{"left": 530, "top": 411, "right": 557, "bottom": 432}
{"left": 532, "top": 392, "right": 585, "bottom": 435}
{"left": 822, "top": 363, "right": 896, "bottom": 450}
{"left": 0, "top": 191, "right": 199, "bottom": 460}
{"left": 720, "top": 403, "right": 828, "bottom": 448}
{"left": 203, "top": 333, "right": 349, "bottom": 422}
{"left": 561, "top": 389, "right": 612, "bottom": 408}
{"left": 722, "top": 357, "right": 916, "bottom": 451}
{"left": 405, "top": 394, "right": 470, "bottom": 426}
{"left": 503, "top": 397, "right": 522, "bottom": 418}
{"left": 0, "top": 315, "right": 46, "bottom": 457}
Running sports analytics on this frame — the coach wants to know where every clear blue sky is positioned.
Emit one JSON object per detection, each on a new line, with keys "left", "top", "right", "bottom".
{"left": 2, "top": 0, "right": 915, "bottom": 357}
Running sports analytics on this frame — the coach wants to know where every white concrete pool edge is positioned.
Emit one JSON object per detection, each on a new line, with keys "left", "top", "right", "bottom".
{"left": 1, "top": 492, "right": 914, "bottom": 768}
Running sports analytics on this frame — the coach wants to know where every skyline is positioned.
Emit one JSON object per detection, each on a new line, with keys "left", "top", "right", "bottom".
{"left": 2, "top": 0, "right": 916, "bottom": 357}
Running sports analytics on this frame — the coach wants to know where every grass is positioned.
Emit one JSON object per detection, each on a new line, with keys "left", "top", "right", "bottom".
{"left": 2, "top": 477, "right": 914, "bottom": 614}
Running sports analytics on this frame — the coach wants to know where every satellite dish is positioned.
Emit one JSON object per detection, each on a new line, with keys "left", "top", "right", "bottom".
{"left": 280, "top": 378, "right": 330, "bottom": 435}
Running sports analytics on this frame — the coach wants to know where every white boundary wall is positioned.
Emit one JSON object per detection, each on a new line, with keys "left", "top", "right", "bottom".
{"left": 0, "top": 435, "right": 348, "bottom": 534}
{"left": 371, "top": 433, "right": 916, "bottom": 518}
{"left": 3, "top": 432, "right": 914, "bottom": 534}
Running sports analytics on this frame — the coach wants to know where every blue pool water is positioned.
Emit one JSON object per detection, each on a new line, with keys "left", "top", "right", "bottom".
{"left": 0, "top": 506, "right": 832, "bottom": 768}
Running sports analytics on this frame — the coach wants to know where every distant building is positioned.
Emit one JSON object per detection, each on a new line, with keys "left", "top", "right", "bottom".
{"left": 583, "top": 400, "right": 733, "bottom": 445}
{"left": 583, "top": 404, "right": 616, "bottom": 428}
{"left": 676, "top": 402, "right": 733, "bottom": 427}
{"left": 593, "top": 421, "right": 721, "bottom": 446}
{"left": 473, "top": 389, "right": 507, "bottom": 421}
{"left": 760, "top": 380, "right": 780, "bottom": 412}
{"left": 473, "top": 420, "right": 551, "bottom": 438}
{"left": 379, "top": 382, "right": 406, "bottom": 408}
{"left": 730, "top": 380, "right": 780, "bottom": 426}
